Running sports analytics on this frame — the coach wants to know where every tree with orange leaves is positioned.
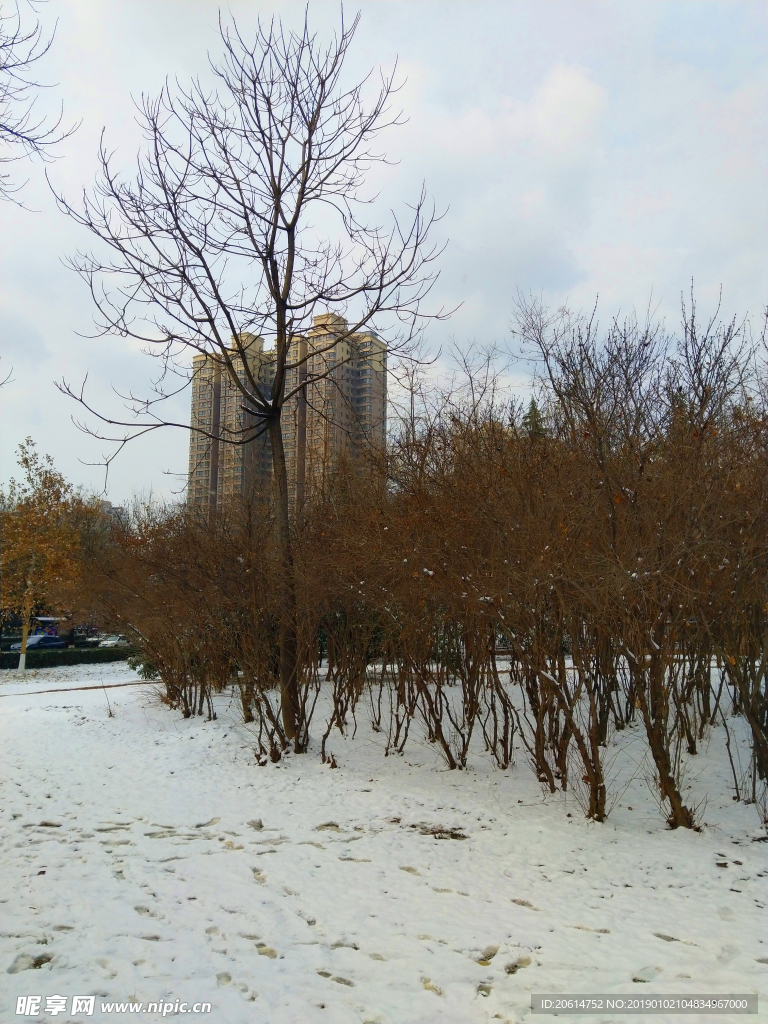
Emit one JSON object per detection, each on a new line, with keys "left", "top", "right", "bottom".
{"left": 1, "top": 439, "right": 97, "bottom": 670}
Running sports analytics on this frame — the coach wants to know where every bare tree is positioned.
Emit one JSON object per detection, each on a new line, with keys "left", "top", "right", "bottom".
{"left": 54, "top": 11, "right": 446, "bottom": 748}
{"left": 1, "top": 0, "right": 71, "bottom": 200}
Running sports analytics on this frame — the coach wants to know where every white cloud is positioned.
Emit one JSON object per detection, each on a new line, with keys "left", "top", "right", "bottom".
{"left": 525, "top": 64, "right": 607, "bottom": 154}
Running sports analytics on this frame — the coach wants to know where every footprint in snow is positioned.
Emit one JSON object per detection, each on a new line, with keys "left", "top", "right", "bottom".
{"left": 415, "top": 824, "right": 468, "bottom": 841}
{"left": 7, "top": 953, "right": 53, "bottom": 973}
{"left": 511, "top": 898, "right": 539, "bottom": 911}
{"left": 400, "top": 866, "right": 420, "bottom": 875}
{"left": 632, "top": 966, "right": 662, "bottom": 983}
{"left": 317, "top": 971, "right": 354, "bottom": 986}
{"left": 505, "top": 955, "right": 531, "bottom": 974}
{"left": 134, "top": 906, "right": 160, "bottom": 919}
{"left": 95, "top": 957, "right": 118, "bottom": 979}
{"left": 654, "top": 932, "right": 698, "bottom": 947}
{"left": 717, "top": 945, "right": 740, "bottom": 965}
{"left": 218, "top": 967, "right": 255, "bottom": 1000}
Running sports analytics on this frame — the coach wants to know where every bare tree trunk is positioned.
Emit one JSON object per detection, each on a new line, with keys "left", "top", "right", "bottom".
{"left": 633, "top": 652, "right": 697, "bottom": 829}
{"left": 269, "top": 415, "right": 300, "bottom": 745}
{"left": 17, "top": 599, "right": 31, "bottom": 672}
{"left": 17, "top": 578, "right": 33, "bottom": 673}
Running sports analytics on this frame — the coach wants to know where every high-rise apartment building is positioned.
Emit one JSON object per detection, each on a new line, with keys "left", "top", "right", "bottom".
{"left": 283, "top": 314, "right": 387, "bottom": 505}
{"left": 187, "top": 334, "right": 274, "bottom": 512}
{"left": 188, "top": 316, "right": 387, "bottom": 509}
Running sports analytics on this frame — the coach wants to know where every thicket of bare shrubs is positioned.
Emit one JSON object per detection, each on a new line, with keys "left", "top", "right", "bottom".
{"left": 80, "top": 300, "right": 767, "bottom": 830}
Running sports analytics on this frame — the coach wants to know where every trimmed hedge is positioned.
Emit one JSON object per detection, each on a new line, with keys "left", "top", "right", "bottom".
{"left": 0, "top": 647, "right": 137, "bottom": 670}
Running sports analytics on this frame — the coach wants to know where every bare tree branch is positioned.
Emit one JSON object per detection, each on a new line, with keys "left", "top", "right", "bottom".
{"left": 0, "top": 0, "right": 76, "bottom": 201}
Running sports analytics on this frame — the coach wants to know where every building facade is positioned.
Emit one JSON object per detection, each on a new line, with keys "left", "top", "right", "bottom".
{"left": 283, "top": 314, "right": 387, "bottom": 505}
{"left": 187, "top": 334, "right": 273, "bottom": 512}
{"left": 188, "top": 317, "right": 387, "bottom": 510}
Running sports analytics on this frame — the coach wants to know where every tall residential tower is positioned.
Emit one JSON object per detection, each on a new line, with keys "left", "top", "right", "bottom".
{"left": 188, "top": 316, "right": 387, "bottom": 510}
{"left": 187, "top": 334, "right": 273, "bottom": 512}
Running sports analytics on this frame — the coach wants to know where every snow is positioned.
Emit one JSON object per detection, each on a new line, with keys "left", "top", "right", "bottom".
{"left": 1, "top": 664, "right": 766, "bottom": 1023}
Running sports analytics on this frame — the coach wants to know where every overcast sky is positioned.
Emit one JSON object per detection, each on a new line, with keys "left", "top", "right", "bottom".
{"left": 1, "top": 0, "right": 766, "bottom": 502}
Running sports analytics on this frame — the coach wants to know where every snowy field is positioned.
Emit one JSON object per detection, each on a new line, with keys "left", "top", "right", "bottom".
{"left": 1, "top": 663, "right": 766, "bottom": 1024}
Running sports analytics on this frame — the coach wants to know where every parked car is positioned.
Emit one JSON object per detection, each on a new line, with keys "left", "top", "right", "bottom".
{"left": 10, "top": 634, "right": 67, "bottom": 651}
{"left": 98, "top": 635, "right": 130, "bottom": 648}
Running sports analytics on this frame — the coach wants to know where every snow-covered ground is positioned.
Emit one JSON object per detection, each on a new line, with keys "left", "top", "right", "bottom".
{"left": 1, "top": 663, "right": 766, "bottom": 1024}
